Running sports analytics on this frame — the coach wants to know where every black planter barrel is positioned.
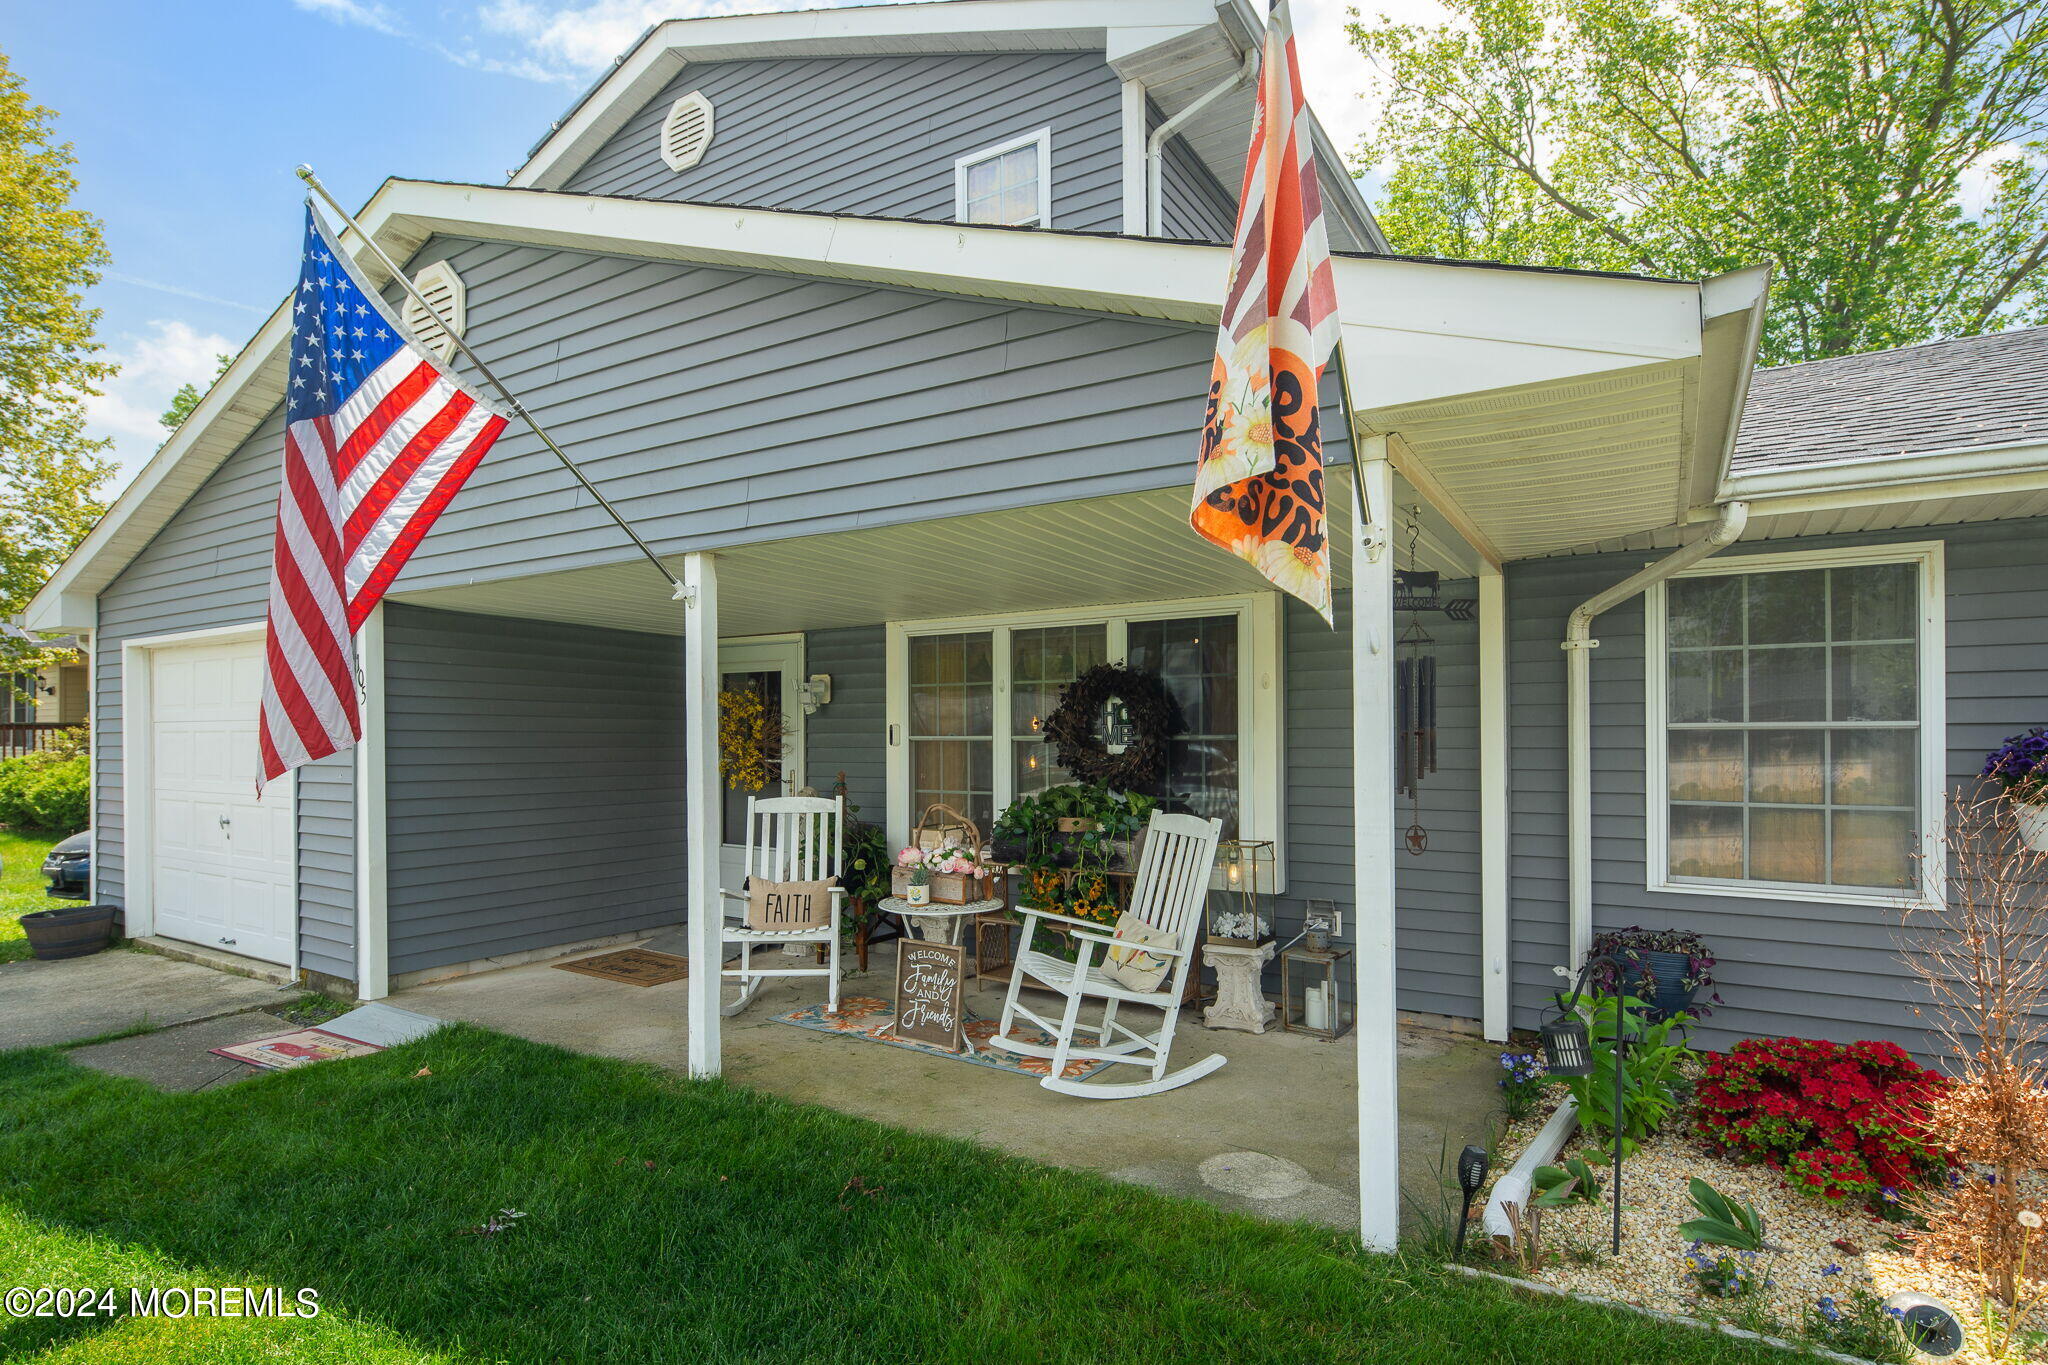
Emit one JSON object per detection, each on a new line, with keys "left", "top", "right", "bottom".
{"left": 19, "top": 904, "right": 119, "bottom": 961}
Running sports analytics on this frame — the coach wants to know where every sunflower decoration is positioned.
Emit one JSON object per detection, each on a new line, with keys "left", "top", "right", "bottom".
{"left": 718, "top": 683, "right": 786, "bottom": 791}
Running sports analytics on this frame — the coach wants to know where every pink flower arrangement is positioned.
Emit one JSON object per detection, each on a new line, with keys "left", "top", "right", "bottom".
{"left": 895, "top": 845, "right": 983, "bottom": 876}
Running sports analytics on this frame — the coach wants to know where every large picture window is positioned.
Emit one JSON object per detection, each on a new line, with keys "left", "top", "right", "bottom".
{"left": 1648, "top": 545, "right": 1943, "bottom": 901}
{"left": 889, "top": 596, "right": 1281, "bottom": 869}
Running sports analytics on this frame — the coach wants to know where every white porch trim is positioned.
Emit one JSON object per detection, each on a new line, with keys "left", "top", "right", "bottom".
{"left": 683, "top": 552, "right": 724, "bottom": 1078}
{"left": 1351, "top": 439, "right": 1401, "bottom": 1252}
{"left": 1477, "top": 564, "right": 1509, "bottom": 1041}
{"left": 354, "top": 603, "right": 390, "bottom": 1000}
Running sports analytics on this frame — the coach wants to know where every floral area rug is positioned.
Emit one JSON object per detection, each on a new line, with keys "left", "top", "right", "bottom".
{"left": 770, "top": 996, "right": 1109, "bottom": 1081}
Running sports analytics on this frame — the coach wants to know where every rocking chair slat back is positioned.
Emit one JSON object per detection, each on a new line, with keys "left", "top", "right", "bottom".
{"left": 1126, "top": 811, "right": 1222, "bottom": 949}
{"left": 746, "top": 795, "right": 842, "bottom": 886}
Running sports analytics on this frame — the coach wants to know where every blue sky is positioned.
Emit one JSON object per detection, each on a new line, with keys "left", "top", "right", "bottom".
{"left": 11, "top": 0, "right": 1399, "bottom": 494}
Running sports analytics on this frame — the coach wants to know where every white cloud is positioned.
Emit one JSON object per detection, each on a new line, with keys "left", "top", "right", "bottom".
{"left": 476, "top": 0, "right": 853, "bottom": 75}
{"left": 86, "top": 320, "right": 239, "bottom": 487}
{"left": 292, "top": 0, "right": 406, "bottom": 38}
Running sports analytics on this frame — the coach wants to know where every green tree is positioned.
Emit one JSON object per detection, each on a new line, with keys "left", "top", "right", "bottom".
{"left": 0, "top": 48, "right": 113, "bottom": 692}
{"left": 159, "top": 352, "right": 234, "bottom": 435}
{"left": 1351, "top": 0, "right": 2048, "bottom": 364}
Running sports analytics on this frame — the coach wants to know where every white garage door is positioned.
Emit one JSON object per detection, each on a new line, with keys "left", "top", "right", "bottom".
{"left": 148, "top": 636, "right": 295, "bottom": 965}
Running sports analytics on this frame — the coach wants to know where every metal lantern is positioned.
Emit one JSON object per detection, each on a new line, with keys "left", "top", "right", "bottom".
{"left": 1279, "top": 945, "right": 1352, "bottom": 1040}
{"left": 1205, "top": 839, "right": 1275, "bottom": 947}
{"left": 1539, "top": 1011, "right": 1594, "bottom": 1077}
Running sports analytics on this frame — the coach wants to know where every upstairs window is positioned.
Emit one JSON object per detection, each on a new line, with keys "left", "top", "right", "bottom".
{"left": 1648, "top": 544, "right": 1944, "bottom": 903}
{"left": 955, "top": 129, "right": 1051, "bottom": 227}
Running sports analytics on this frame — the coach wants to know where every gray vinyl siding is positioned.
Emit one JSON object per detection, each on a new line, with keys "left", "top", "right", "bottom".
{"left": 562, "top": 52, "right": 1125, "bottom": 231}
{"left": 296, "top": 753, "right": 355, "bottom": 980}
{"left": 1285, "top": 589, "right": 1483, "bottom": 1019}
{"left": 1505, "top": 518, "right": 2048, "bottom": 1054}
{"left": 381, "top": 604, "right": 686, "bottom": 975}
{"left": 1148, "top": 99, "right": 1238, "bottom": 243}
{"left": 806, "top": 625, "right": 886, "bottom": 821}
{"left": 386, "top": 239, "right": 1327, "bottom": 595}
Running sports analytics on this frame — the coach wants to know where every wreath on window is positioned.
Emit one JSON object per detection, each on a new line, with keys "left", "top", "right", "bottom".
{"left": 1043, "top": 663, "right": 1184, "bottom": 791}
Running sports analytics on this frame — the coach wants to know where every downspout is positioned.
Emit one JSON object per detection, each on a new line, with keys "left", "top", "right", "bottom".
{"left": 1562, "top": 501, "right": 1749, "bottom": 966}
{"left": 1147, "top": 50, "right": 1257, "bottom": 235}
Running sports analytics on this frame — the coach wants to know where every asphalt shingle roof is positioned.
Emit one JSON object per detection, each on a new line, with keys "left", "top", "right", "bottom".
{"left": 1731, "top": 326, "right": 2048, "bottom": 475}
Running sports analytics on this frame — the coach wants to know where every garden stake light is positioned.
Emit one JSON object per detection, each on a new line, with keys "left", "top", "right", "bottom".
{"left": 1541, "top": 955, "right": 1630, "bottom": 1254}
{"left": 1455, "top": 1144, "right": 1490, "bottom": 1258}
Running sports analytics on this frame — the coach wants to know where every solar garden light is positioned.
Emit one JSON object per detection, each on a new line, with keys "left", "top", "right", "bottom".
{"left": 1540, "top": 954, "right": 1630, "bottom": 1254}
{"left": 1454, "top": 1144, "right": 1490, "bottom": 1257}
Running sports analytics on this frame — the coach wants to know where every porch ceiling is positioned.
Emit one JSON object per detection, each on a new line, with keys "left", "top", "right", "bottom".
{"left": 382, "top": 479, "right": 1470, "bottom": 638}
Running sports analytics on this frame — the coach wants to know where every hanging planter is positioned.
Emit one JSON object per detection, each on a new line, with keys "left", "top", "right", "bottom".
{"left": 1981, "top": 726, "right": 2048, "bottom": 852}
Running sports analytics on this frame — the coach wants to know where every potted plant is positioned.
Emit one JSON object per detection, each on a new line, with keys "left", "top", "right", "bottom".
{"left": 903, "top": 859, "right": 932, "bottom": 907}
{"left": 19, "top": 902, "right": 119, "bottom": 960}
{"left": 1983, "top": 726, "right": 2048, "bottom": 852}
{"left": 1584, "top": 926, "right": 1719, "bottom": 1021}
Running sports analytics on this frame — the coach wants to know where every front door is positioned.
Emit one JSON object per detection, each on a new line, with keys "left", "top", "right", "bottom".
{"left": 718, "top": 637, "right": 805, "bottom": 889}
{"left": 149, "top": 635, "right": 296, "bottom": 964}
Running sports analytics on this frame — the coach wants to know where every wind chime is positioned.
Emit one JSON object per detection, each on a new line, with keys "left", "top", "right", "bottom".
{"left": 1395, "top": 505, "right": 1438, "bottom": 855}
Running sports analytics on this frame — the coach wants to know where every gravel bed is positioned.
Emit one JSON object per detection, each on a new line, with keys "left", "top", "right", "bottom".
{"left": 1482, "top": 1098, "right": 2045, "bottom": 1364}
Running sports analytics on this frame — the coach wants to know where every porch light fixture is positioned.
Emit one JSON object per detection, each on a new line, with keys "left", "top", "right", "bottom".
{"left": 1454, "top": 1144, "right": 1489, "bottom": 1257}
{"left": 1205, "top": 840, "right": 1274, "bottom": 947}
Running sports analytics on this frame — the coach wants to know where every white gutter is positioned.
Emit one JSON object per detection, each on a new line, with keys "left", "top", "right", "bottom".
{"left": 1147, "top": 50, "right": 1256, "bottom": 235}
{"left": 1714, "top": 437, "right": 2048, "bottom": 507}
{"left": 1561, "top": 502, "right": 1749, "bottom": 965}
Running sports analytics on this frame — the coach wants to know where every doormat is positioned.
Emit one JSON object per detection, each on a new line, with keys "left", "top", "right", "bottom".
{"left": 770, "top": 996, "right": 1109, "bottom": 1081}
{"left": 552, "top": 948, "right": 690, "bottom": 987}
{"left": 210, "top": 1028, "right": 384, "bottom": 1071}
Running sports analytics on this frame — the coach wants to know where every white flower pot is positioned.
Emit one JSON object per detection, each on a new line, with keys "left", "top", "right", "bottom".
{"left": 2017, "top": 802, "right": 2048, "bottom": 854}
{"left": 906, "top": 884, "right": 931, "bottom": 907}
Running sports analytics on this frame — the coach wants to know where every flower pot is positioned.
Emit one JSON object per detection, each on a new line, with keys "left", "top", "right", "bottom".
{"left": 2017, "top": 801, "right": 2048, "bottom": 854}
{"left": 905, "top": 884, "right": 931, "bottom": 907}
{"left": 19, "top": 903, "right": 119, "bottom": 961}
{"left": 1641, "top": 949, "right": 1697, "bottom": 1022}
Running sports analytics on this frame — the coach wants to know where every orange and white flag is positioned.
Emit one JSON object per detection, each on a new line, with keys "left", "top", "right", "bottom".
{"left": 1190, "top": 0, "right": 1341, "bottom": 624}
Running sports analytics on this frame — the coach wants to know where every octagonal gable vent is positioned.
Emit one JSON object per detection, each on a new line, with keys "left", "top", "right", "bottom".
{"left": 660, "top": 91, "right": 715, "bottom": 173}
{"left": 401, "top": 261, "right": 464, "bottom": 362}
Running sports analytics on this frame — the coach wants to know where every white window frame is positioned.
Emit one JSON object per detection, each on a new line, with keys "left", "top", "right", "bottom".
{"left": 1644, "top": 541, "right": 1946, "bottom": 908}
{"left": 953, "top": 128, "right": 1053, "bottom": 228}
{"left": 885, "top": 592, "right": 1284, "bottom": 886}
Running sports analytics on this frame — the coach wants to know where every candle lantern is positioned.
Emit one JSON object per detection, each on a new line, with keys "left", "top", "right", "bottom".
{"left": 1205, "top": 839, "right": 1275, "bottom": 947}
{"left": 1279, "top": 944, "right": 1353, "bottom": 1040}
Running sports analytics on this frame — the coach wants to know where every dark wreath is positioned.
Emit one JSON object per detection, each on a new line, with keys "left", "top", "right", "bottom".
{"left": 1043, "top": 663, "right": 1185, "bottom": 791}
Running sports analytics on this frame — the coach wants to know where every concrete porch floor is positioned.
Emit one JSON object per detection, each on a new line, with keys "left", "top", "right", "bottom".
{"left": 391, "top": 938, "right": 1503, "bottom": 1233}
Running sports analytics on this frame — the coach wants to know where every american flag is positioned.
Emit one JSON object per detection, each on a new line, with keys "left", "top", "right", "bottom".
{"left": 257, "top": 206, "right": 510, "bottom": 791}
{"left": 1189, "top": 0, "right": 1342, "bottom": 624}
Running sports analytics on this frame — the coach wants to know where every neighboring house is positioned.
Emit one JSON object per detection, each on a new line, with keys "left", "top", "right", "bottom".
{"left": 2, "top": 623, "right": 86, "bottom": 757}
{"left": 21, "top": 0, "right": 2042, "bottom": 1067}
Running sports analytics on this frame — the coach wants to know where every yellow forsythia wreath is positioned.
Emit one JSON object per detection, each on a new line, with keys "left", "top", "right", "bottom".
{"left": 718, "top": 684, "right": 784, "bottom": 791}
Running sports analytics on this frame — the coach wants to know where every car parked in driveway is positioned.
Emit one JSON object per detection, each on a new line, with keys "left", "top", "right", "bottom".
{"left": 41, "top": 831, "right": 89, "bottom": 900}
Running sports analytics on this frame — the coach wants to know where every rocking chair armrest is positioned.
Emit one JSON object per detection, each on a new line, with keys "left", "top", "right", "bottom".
{"left": 1068, "top": 926, "right": 1191, "bottom": 958}
{"left": 1015, "top": 905, "right": 1124, "bottom": 935}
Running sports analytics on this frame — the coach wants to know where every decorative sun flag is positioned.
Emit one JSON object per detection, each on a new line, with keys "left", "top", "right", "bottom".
{"left": 1189, "top": 0, "right": 1341, "bottom": 624}
{"left": 257, "top": 206, "right": 510, "bottom": 791}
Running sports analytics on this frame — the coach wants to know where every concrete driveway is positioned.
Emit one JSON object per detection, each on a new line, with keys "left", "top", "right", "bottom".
{"left": 0, "top": 948, "right": 284, "bottom": 1049}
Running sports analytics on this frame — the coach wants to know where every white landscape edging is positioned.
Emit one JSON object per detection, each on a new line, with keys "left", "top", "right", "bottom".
{"left": 1447, "top": 1264, "right": 1885, "bottom": 1365}
{"left": 1482, "top": 1094, "right": 1580, "bottom": 1245}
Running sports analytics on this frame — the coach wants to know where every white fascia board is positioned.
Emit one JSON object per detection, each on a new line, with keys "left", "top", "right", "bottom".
{"left": 1683, "top": 264, "right": 1771, "bottom": 515}
{"left": 513, "top": 0, "right": 1225, "bottom": 191}
{"left": 1711, "top": 437, "right": 2048, "bottom": 510}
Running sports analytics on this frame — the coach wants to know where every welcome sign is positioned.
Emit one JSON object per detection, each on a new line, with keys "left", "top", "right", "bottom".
{"left": 893, "top": 941, "right": 966, "bottom": 1052}
{"left": 746, "top": 878, "right": 835, "bottom": 932}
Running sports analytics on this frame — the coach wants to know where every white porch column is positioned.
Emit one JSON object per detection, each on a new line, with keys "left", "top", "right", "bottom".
{"left": 1478, "top": 565, "right": 1509, "bottom": 1041}
{"left": 1351, "top": 441, "right": 1401, "bottom": 1252}
{"left": 353, "top": 603, "right": 390, "bottom": 1001}
{"left": 683, "top": 552, "right": 722, "bottom": 1079}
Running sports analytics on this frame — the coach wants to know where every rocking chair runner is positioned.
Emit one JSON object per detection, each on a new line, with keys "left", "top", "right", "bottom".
{"left": 990, "top": 811, "right": 1225, "bottom": 1098}
{"left": 720, "top": 794, "right": 844, "bottom": 1017}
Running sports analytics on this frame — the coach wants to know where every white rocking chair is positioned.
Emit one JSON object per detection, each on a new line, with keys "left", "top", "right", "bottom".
{"left": 990, "top": 811, "right": 1225, "bottom": 1098}
{"left": 720, "top": 794, "right": 844, "bottom": 1017}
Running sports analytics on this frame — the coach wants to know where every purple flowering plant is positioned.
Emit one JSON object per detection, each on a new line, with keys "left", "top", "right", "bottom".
{"left": 1585, "top": 926, "right": 1721, "bottom": 1017}
{"left": 1983, "top": 726, "right": 2048, "bottom": 803}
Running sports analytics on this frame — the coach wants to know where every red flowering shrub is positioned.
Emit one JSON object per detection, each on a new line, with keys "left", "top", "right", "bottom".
{"left": 1693, "top": 1037, "right": 1950, "bottom": 1211}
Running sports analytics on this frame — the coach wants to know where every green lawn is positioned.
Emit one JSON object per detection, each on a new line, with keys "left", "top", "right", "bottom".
{"left": 0, "top": 828, "right": 61, "bottom": 965}
{"left": 0, "top": 1027, "right": 1811, "bottom": 1365}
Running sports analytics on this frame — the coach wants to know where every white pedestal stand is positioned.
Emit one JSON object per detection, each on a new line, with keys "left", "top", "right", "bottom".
{"left": 1203, "top": 940, "right": 1276, "bottom": 1033}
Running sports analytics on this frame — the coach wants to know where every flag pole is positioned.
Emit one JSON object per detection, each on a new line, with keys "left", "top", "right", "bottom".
{"left": 294, "top": 166, "right": 688, "bottom": 600}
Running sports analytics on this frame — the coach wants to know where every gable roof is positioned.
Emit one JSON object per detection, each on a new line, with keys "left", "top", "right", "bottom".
{"left": 508, "top": 0, "right": 1386, "bottom": 252}
{"left": 23, "top": 178, "right": 1747, "bottom": 631}
{"left": 1732, "top": 326, "right": 2048, "bottom": 474}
